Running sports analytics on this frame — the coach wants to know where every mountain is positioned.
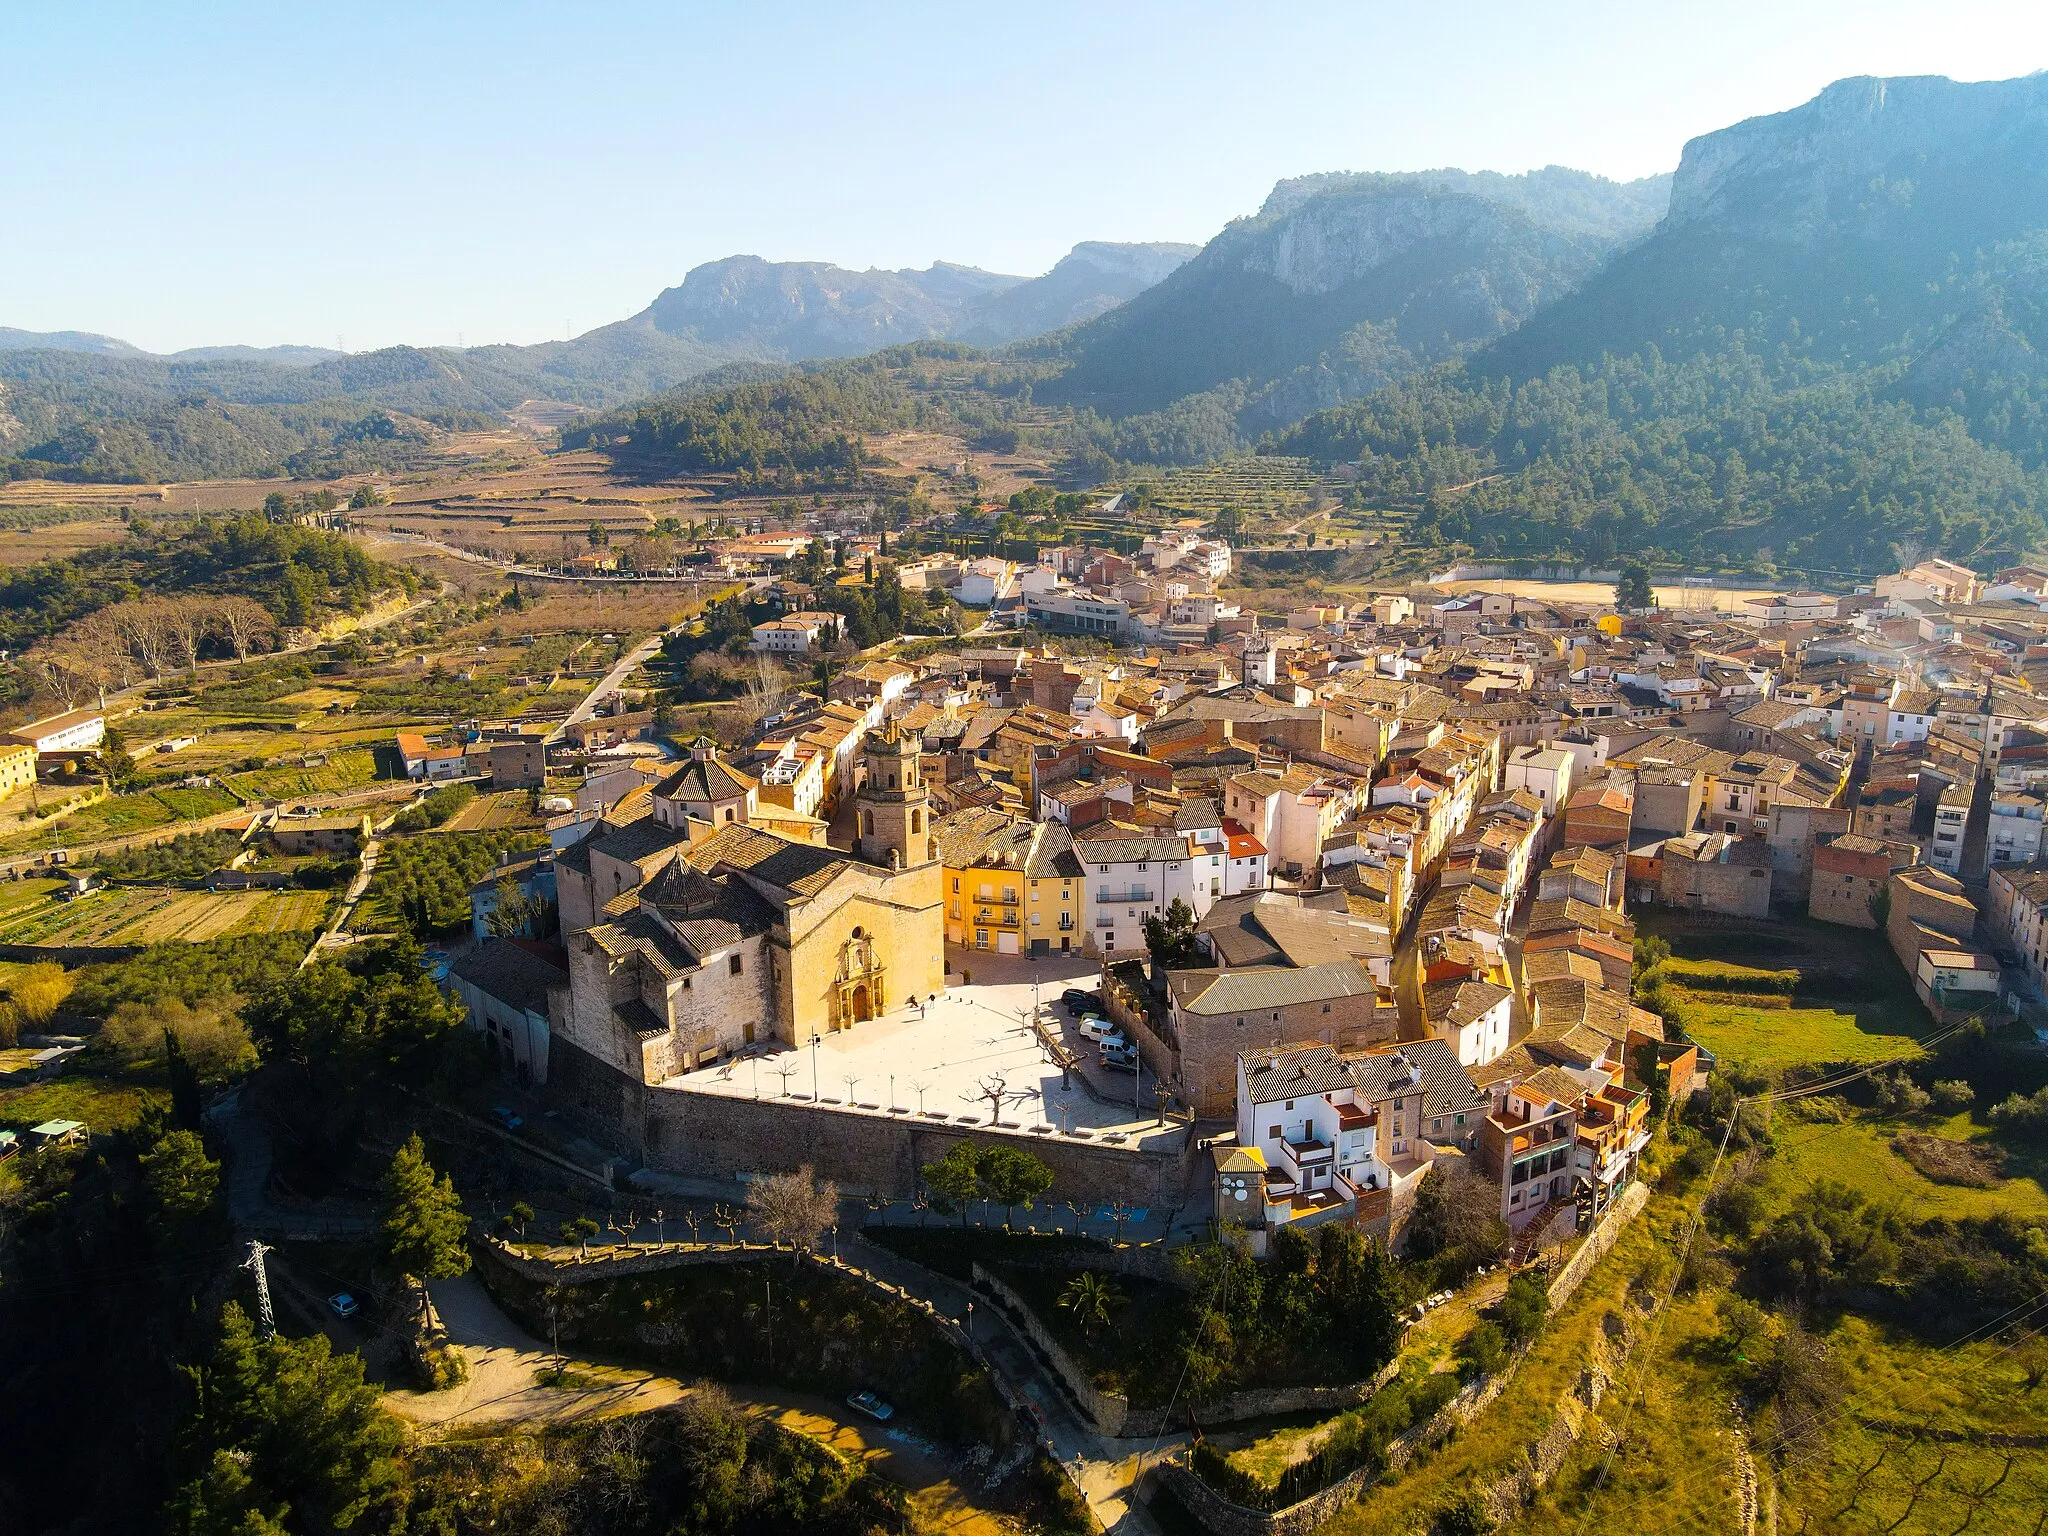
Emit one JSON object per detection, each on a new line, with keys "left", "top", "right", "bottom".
{"left": 636, "top": 242, "right": 1197, "bottom": 359}
{"left": 1483, "top": 72, "right": 2048, "bottom": 381}
{"left": 1037, "top": 167, "right": 1671, "bottom": 430}
{"left": 0, "top": 327, "right": 148, "bottom": 356}
{"left": 953, "top": 241, "right": 1198, "bottom": 346}
{"left": 1275, "top": 73, "right": 2048, "bottom": 575}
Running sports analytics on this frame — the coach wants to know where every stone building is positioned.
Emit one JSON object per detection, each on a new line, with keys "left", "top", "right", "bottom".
{"left": 551, "top": 728, "right": 946, "bottom": 1106}
{"left": 1808, "top": 833, "right": 1905, "bottom": 929}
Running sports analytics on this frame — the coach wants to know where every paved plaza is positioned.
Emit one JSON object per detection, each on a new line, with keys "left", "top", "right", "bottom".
{"left": 672, "top": 946, "right": 1182, "bottom": 1154}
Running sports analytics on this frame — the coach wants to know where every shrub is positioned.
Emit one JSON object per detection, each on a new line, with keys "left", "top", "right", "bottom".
{"left": 1989, "top": 1086, "right": 2048, "bottom": 1141}
{"left": 1460, "top": 1320, "right": 1507, "bottom": 1380}
{"left": 1929, "top": 1078, "right": 1976, "bottom": 1112}
{"left": 1498, "top": 1272, "right": 1549, "bottom": 1342}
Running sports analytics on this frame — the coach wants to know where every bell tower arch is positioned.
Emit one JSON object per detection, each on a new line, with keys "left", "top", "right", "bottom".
{"left": 855, "top": 724, "right": 934, "bottom": 868}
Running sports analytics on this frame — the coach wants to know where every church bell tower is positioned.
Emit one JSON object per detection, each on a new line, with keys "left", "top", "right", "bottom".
{"left": 855, "top": 724, "right": 934, "bottom": 868}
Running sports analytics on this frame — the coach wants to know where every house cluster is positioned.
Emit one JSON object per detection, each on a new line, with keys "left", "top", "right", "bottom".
{"left": 431, "top": 543, "right": 2048, "bottom": 1255}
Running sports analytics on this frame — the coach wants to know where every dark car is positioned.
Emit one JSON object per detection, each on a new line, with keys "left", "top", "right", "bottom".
{"left": 1061, "top": 989, "right": 1100, "bottom": 1011}
{"left": 327, "top": 1292, "right": 360, "bottom": 1319}
{"left": 846, "top": 1388, "right": 895, "bottom": 1422}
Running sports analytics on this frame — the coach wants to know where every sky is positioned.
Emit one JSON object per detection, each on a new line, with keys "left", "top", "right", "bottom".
{"left": 5, "top": 0, "right": 2046, "bottom": 354}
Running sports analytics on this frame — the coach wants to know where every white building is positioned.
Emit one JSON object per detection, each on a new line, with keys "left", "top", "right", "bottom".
{"left": 1989, "top": 794, "right": 2045, "bottom": 866}
{"left": 1502, "top": 745, "right": 1575, "bottom": 815}
{"left": 1077, "top": 831, "right": 1220, "bottom": 957}
{"left": 955, "top": 558, "right": 1018, "bottom": 607}
{"left": 751, "top": 612, "right": 838, "bottom": 654}
{"left": 1739, "top": 592, "right": 1839, "bottom": 625}
{"left": 7, "top": 708, "right": 105, "bottom": 756}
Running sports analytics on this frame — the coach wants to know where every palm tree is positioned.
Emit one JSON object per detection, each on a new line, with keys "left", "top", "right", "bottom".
{"left": 1057, "top": 1272, "right": 1124, "bottom": 1337}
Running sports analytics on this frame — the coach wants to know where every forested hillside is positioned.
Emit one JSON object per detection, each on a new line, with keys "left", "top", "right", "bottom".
{"left": 1274, "top": 73, "right": 2048, "bottom": 572}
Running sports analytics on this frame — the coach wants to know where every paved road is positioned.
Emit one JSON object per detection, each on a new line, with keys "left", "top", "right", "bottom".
{"left": 551, "top": 631, "right": 667, "bottom": 744}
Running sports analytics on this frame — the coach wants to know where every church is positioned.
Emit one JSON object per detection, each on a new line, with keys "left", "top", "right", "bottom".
{"left": 550, "top": 726, "right": 946, "bottom": 1098}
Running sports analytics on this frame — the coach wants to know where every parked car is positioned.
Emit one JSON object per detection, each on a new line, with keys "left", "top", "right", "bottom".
{"left": 1061, "top": 989, "right": 1100, "bottom": 1012}
{"left": 1077, "top": 1015, "right": 1123, "bottom": 1045}
{"left": 845, "top": 1388, "right": 895, "bottom": 1422}
{"left": 491, "top": 1105, "right": 524, "bottom": 1131}
{"left": 327, "top": 1292, "right": 360, "bottom": 1319}
{"left": 1098, "top": 1041, "right": 1139, "bottom": 1072}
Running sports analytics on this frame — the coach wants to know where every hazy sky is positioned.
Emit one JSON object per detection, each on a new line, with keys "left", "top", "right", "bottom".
{"left": 5, "top": 0, "right": 2045, "bottom": 353}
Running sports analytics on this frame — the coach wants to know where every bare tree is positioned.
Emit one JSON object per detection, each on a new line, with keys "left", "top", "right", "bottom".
{"left": 157, "top": 596, "right": 213, "bottom": 676}
{"left": 104, "top": 598, "right": 175, "bottom": 679}
{"left": 744, "top": 655, "right": 791, "bottom": 725}
{"left": 745, "top": 1165, "right": 839, "bottom": 1260}
{"left": 963, "top": 1072, "right": 1033, "bottom": 1126}
{"left": 25, "top": 652, "right": 88, "bottom": 710}
{"left": 214, "top": 596, "right": 276, "bottom": 661}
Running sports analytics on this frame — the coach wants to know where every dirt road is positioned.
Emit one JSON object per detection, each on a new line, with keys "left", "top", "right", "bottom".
{"left": 388, "top": 1273, "right": 1014, "bottom": 1535}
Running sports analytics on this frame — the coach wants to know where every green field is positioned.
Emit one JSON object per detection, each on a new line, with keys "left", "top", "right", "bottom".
{"left": 1771, "top": 1109, "right": 2048, "bottom": 1221}
{"left": 223, "top": 746, "right": 383, "bottom": 801}
{"left": 1640, "top": 913, "right": 1934, "bottom": 1071}
{"left": 0, "top": 1076, "right": 146, "bottom": 1135}
{"left": 0, "top": 783, "right": 243, "bottom": 853}
{"left": 0, "top": 883, "right": 327, "bottom": 947}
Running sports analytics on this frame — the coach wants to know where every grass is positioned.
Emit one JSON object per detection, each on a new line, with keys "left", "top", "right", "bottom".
{"left": 0, "top": 884, "right": 327, "bottom": 947}
{"left": 0, "top": 783, "right": 243, "bottom": 852}
{"left": 0, "top": 1076, "right": 147, "bottom": 1134}
{"left": 1770, "top": 1110, "right": 2048, "bottom": 1221}
{"left": 1641, "top": 912, "right": 1937, "bottom": 1072}
{"left": 1679, "top": 1000, "right": 1929, "bottom": 1071}
{"left": 223, "top": 747, "right": 382, "bottom": 801}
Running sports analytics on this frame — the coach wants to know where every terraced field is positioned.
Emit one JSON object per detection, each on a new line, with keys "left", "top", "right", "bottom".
{"left": 0, "top": 884, "right": 328, "bottom": 946}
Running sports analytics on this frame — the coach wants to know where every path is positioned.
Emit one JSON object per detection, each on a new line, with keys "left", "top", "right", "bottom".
{"left": 392, "top": 1271, "right": 1016, "bottom": 1536}
{"left": 551, "top": 631, "right": 667, "bottom": 744}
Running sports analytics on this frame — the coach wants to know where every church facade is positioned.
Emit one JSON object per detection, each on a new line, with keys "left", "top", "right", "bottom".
{"left": 550, "top": 728, "right": 946, "bottom": 1103}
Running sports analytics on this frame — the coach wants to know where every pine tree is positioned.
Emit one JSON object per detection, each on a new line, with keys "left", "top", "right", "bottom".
{"left": 164, "top": 1026, "right": 204, "bottom": 1131}
{"left": 380, "top": 1134, "right": 470, "bottom": 1283}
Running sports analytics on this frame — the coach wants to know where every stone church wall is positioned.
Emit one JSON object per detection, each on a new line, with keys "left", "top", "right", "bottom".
{"left": 641, "top": 1085, "right": 1190, "bottom": 1205}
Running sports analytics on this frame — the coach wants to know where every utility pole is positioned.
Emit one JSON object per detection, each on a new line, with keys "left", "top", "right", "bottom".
{"left": 242, "top": 1239, "right": 276, "bottom": 1339}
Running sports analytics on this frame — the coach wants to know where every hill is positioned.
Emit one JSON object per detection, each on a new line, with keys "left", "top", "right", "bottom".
{"left": 1274, "top": 72, "right": 2048, "bottom": 575}
{"left": 1035, "top": 167, "right": 1670, "bottom": 446}
{"left": 0, "top": 239, "right": 1193, "bottom": 484}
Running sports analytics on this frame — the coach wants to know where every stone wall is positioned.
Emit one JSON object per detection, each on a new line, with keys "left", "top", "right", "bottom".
{"left": 975, "top": 1261, "right": 1133, "bottom": 1436}
{"left": 642, "top": 1080, "right": 1189, "bottom": 1204}
{"left": 1547, "top": 1178, "right": 1649, "bottom": 1308}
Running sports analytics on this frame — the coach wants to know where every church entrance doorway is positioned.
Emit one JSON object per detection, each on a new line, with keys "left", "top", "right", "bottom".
{"left": 850, "top": 983, "right": 873, "bottom": 1023}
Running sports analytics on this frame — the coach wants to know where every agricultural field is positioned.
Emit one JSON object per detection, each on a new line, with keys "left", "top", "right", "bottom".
{"left": 222, "top": 746, "right": 384, "bottom": 801}
{"left": 1118, "top": 455, "right": 1325, "bottom": 523}
{"left": 1636, "top": 912, "right": 1931, "bottom": 1071}
{"left": 0, "top": 518, "right": 133, "bottom": 567}
{"left": 441, "top": 788, "right": 546, "bottom": 832}
{"left": 0, "top": 882, "right": 329, "bottom": 947}
{"left": 0, "top": 783, "right": 244, "bottom": 855}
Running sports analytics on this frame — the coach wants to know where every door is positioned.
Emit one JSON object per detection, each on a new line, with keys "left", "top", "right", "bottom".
{"left": 851, "top": 983, "right": 873, "bottom": 1023}
{"left": 998, "top": 931, "right": 1019, "bottom": 955}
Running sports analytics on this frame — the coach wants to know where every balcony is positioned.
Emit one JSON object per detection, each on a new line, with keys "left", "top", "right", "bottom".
{"left": 1096, "top": 889, "right": 1155, "bottom": 905}
{"left": 1286, "top": 1137, "right": 1333, "bottom": 1165}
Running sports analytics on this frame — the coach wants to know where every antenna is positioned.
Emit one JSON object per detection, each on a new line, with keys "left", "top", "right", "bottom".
{"left": 242, "top": 1239, "right": 276, "bottom": 1339}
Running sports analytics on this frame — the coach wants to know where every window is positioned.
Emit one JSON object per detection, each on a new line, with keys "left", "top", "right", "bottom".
{"left": 1321, "top": 1003, "right": 1331, "bottom": 1014}
{"left": 682, "top": 977, "right": 692, "bottom": 991}
{"left": 951, "top": 877, "right": 960, "bottom": 892}
{"left": 976, "top": 929, "right": 988, "bottom": 948}
{"left": 723, "top": 807, "right": 735, "bottom": 822}
{"left": 1268, "top": 1125, "right": 1280, "bottom": 1140}
{"left": 728, "top": 955, "right": 743, "bottom": 976}
{"left": 1137, "top": 862, "right": 1149, "bottom": 872}
{"left": 910, "top": 809, "right": 922, "bottom": 834}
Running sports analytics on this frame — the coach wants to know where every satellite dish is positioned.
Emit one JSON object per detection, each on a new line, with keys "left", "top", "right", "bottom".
{"left": 1233, "top": 1188, "right": 1247, "bottom": 1202}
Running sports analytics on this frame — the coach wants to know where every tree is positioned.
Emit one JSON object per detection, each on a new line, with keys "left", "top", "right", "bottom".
{"left": 3, "top": 961, "right": 73, "bottom": 1040}
{"left": 213, "top": 596, "right": 275, "bottom": 661}
{"left": 587, "top": 521, "right": 610, "bottom": 549}
{"left": 1403, "top": 1164, "right": 1509, "bottom": 1281}
{"left": 141, "top": 1128, "right": 220, "bottom": 1237}
{"left": 1057, "top": 1272, "right": 1124, "bottom": 1336}
{"left": 921, "top": 1141, "right": 982, "bottom": 1225}
{"left": 1315, "top": 1224, "right": 1404, "bottom": 1373}
{"left": 380, "top": 1133, "right": 471, "bottom": 1284}
{"left": 170, "top": 1303, "right": 404, "bottom": 1535}
{"left": 1142, "top": 896, "right": 1203, "bottom": 970}
{"left": 976, "top": 1144, "right": 1053, "bottom": 1229}
{"left": 1499, "top": 1271, "right": 1550, "bottom": 1343}
{"left": 561, "top": 1216, "right": 600, "bottom": 1254}
{"left": 746, "top": 1164, "right": 838, "bottom": 1256}
{"left": 164, "top": 1026, "right": 205, "bottom": 1131}
{"left": 1614, "top": 563, "right": 1654, "bottom": 610}
{"left": 504, "top": 1201, "right": 534, "bottom": 1240}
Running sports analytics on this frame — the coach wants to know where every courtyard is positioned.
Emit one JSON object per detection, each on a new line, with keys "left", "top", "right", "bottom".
{"left": 670, "top": 945, "right": 1182, "bottom": 1155}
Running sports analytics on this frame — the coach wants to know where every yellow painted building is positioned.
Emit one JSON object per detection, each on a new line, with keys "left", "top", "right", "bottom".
{"left": 0, "top": 743, "right": 35, "bottom": 797}
{"left": 936, "top": 808, "right": 1085, "bottom": 956}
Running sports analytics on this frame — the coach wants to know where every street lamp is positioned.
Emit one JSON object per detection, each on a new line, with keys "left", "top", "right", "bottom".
{"left": 810, "top": 1034, "right": 822, "bottom": 1102}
